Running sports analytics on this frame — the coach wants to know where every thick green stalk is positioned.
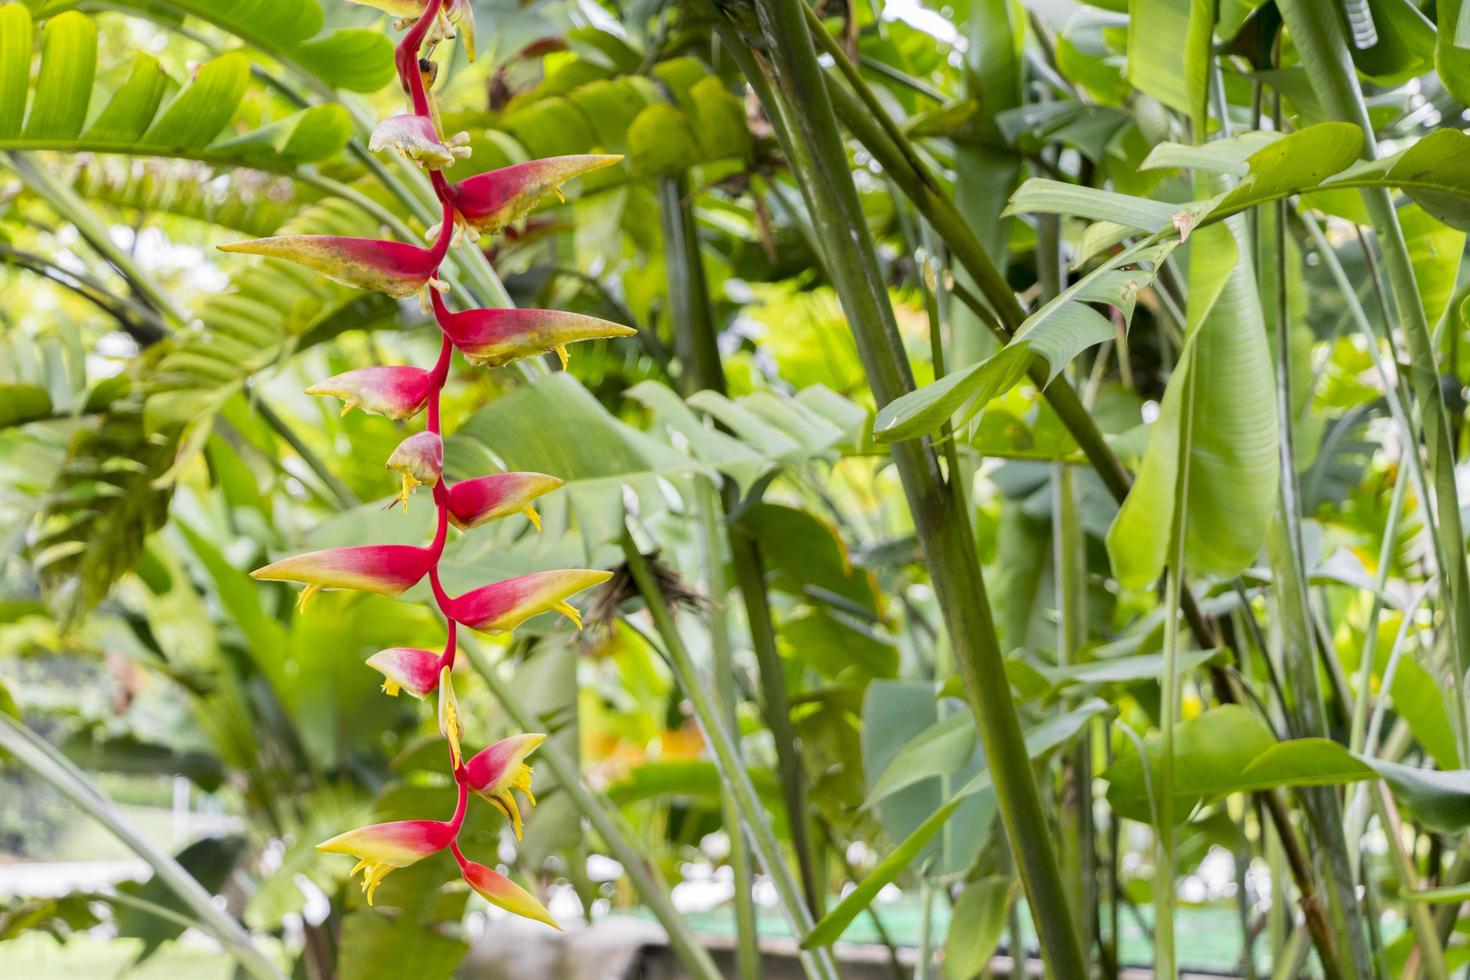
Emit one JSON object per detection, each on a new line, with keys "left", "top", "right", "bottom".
{"left": 741, "top": 4, "right": 1087, "bottom": 974}
{"left": 620, "top": 529, "right": 839, "bottom": 980}
{"left": 657, "top": 169, "right": 823, "bottom": 918}
{"left": 0, "top": 715, "right": 285, "bottom": 980}
{"left": 1265, "top": 372, "right": 1374, "bottom": 976}
{"left": 1054, "top": 459, "right": 1094, "bottom": 954}
{"left": 695, "top": 478, "right": 761, "bottom": 980}
{"left": 463, "top": 644, "right": 723, "bottom": 980}
{"left": 1277, "top": 0, "right": 1470, "bottom": 709}
{"left": 1156, "top": 359, "right": 1196, "bottom": 980}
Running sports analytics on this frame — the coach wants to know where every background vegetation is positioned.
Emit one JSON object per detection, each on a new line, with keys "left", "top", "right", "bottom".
{"left": 3, "top": 0, "right": 1470, "bottom": 977}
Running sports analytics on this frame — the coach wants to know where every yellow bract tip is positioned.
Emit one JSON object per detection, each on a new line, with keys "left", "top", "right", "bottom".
{"left": 521, "top": 505, "right": 543, "bottom": 533}
{"left": 552, "top": 600, "right": 583, "bottom": 631}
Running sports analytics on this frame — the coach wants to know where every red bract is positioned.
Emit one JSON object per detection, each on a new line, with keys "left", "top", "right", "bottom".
{"left": 366, "top": 647, "right": 444, "bottom": 698}
{"left": 448, "top": 155, "right": 622, "bottom": 235}
{"left": 239, "top": 0, "right": 632, "bottom": 929}
{"left": 455, "top": 851, "right": 558, "bottom": 928}
{"left": 438, "top": 305, "right": 637, "bottom": 369}
{"left": 446, "top": 569, "right": 613, "bottom": 634}
{"left": 307, "top": 366, "right": 434, "bottom": 420}
{"left": 251, "top": 545, "right": 436, "bottom": 609}
{"left": 218, "top": 235, "right": 445, "bottom": 298}
{"left": 446, "top": 472, "right": 563, "bottom": 531}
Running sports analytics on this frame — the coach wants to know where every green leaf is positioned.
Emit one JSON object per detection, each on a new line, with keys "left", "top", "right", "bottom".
{"left": 861, "top": 683, "right": 990, "bottom": 878}
{"left": 866, "top": 709, "right": 977, "bottom": 806}
{"left": 0, "top": 382, "right": 53, "bottom": 428}
{"left": 1400, "top": 203, "right": 1466, "bottom": 328}
{"left": 1104, "top": 705, "right": 1470, "bottom": 830}
{"left": 2, "top": 14, "right": 354, "bottom": 170}
{"left": 337, "top": 908, "right": 468, "bottom": 980}
{"left": 943, "top": 877, "right": 1017, "bottom": 980}
{"left": 1107, "top": 214, "right": 1278, "bottom": 586}
{"left": 0, "top": 4, "right": 34, "bottom": 139}
{"left": 1126, "top": 0, "right": 1213, "bottom": 126}
{"left": 28, "top": 393, "right": 176, "bottom": 629}
{"left": 141, "top": 51, "right": 250, "bottom": 149}
{"left": 114, "top": 836, "right": 247, "bottom": 963}
{"left": 1003, "top": 179, "right": 1182, "bottom": 230}
{"left": 876, "top": 238, "right": 1172, "bottom": 442}
{"left": 627, "top": 102, "right": 701, "bottom": 175}
{"left": 1438, "top": 0, "right": 1470, "bottom": 105}
{"left": 1208, "top": 123, "right": 1365, "bottom": 216}
{"left": 1369, "top": 760, "right": 1470, "bottom": 833}
{"left": 24, "top": 10, "right": 96, "bottom": 141}
{"left": 83, "top": 54, "right": 173, "bottom": 144}
{"left": 807, "top": 699, "right": 1109, "bottom": 949}
{"left": 85, "top": 0, "right": 395, "bottom": 93}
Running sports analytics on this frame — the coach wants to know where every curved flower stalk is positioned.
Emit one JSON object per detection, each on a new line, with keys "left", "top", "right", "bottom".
{"left": 227, "top": 0, "right": 634, "bottom": 926}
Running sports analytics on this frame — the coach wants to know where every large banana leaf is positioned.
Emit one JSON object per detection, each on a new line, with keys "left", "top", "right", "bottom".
{"left": 0, "top": 5, "right": 352, "bottom": 169}
{"left": 1107, "top": 212, "right": 1278, "bottom": 586}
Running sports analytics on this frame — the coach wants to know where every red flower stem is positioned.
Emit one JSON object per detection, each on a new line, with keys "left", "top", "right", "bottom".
{"left": 449, "top": 778, "right": 469, "bottom": 831}
{"left": 397, "top": 0, "right": 485, "bottom": 854}
{"left": 396, "top": 0, "right": 445, "bottom": 118}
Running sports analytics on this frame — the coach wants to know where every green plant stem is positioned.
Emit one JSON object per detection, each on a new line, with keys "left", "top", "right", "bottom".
{"left": 658, "top": 168, "right": 822, "bottom": 919}
{"left": 1156, "top": 356, "right": 1196, "bottom": 980}
{"left": 620, "top": 528, "right": 840, "bottom": 980}
{"left": 1277, "top": 0, "right": 1470, "bottom": 730}
{"left": 462, "top": 644, "right": 724, "bottom": 980}
{"left": 696, "top": 478, "right": 761, "bottom": 980}
{"left": 251, "top": 395, "right": 359, "bottom": 510}
{"left": 740, "top": 4, "right": 1087, "bottom": 974}
{"left": 0, "top": 714, "right": 284, "bottom": 980}
{"left": 1371, "top": 787, "right": 1449, "bottom": 979}
{"left": 9, "top": 152, "right": 188, "bottom": 327}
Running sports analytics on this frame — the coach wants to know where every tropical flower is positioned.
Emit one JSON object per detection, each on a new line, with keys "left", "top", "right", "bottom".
{"left": 445, "top": 569, "right": 612, "bottom": 634}
{"left": 454, "top": 849, "right": 559, "bottom": 928}
{"left": 251, "top": 545, "right": 436, "bottom": 610}
{"left": 464, "top": 733, "right": 544, "bottom": 840}
{"left": 347, "top": 0, "right": 475, "bottom": 59}
{"left": 438, "top": 306, "right": 636, "bottom": 370}
{"left": 218, "top": 235, "right": 447, "bottom": 298}
{"left": 316, "top": 785, "right": 464, "bottom": 905}
{"left": 386, "top": 432, "right": 444, "bottom": 510}
{"left": 366, "top": 647, "right": 444, "bottom": 698}
{"left": 306, "top": 366, "right": 434, "bottom": 420}
{"left": 369, "top": 113, "right": 470, "bottom": 170}
{"left": 448, "top": 155, "right": 621, "bottom": 235}
{"left": 438, "top": 666, "right": 462, "bottom": 767}
{"left": 447, "top": 472, "right": 564, "bottom": 531}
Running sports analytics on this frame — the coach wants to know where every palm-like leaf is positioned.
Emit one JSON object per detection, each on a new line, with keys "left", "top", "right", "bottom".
{"left": 0, "top": 6, "right": 352, "bottom": 170}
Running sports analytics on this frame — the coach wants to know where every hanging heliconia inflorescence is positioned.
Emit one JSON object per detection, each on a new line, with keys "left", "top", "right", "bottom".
{"left": 221, "top": 0, "right": 635, "bottom": 924}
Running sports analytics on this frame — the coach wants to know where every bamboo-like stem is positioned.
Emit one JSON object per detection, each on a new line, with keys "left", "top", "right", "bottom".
{"left": 739, "top": 3, "right": 1087, "bottom": 974}
{"left": 695, "top": 478, "right": 761, "bottom": 980}
{"left": 0, "top": 714, "right": 285, "bottom": 980}
{"left": 657, "top": 172, "right": 822, "bottom": 916}
{"left": 462, "top": 644, "right": 724, "bottom": 980}
{"left": 1263, "top": 196, "right": 1373, "bottom": 969}
{"left": 1276, "top": 0, "right": 1470, "bottom": 738}
{"left": 620, "top": 527, "right": 840, "bottom": 980}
